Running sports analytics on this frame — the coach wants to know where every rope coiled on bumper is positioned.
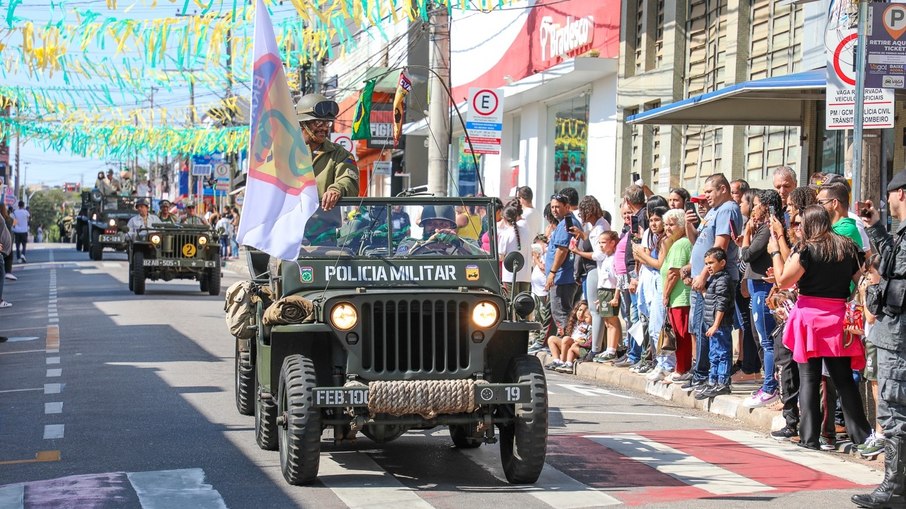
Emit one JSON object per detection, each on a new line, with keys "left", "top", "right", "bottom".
{"left": 368, "top": 379, "right": 486, "bottom": 419}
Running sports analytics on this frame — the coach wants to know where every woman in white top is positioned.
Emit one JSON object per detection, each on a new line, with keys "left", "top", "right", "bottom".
{"left": 569, "top": 196, "right": 611, "bottom": 359}
{"left": 498, "top": 202, "right": 532, "bottom": 295}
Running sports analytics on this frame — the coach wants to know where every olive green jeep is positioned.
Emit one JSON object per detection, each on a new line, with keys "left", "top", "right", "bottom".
{"left": 236, "top": 197, "right": 545, "bottom": 486}
{"left": 128, "top": 223, "right": 222, "bottom": 295}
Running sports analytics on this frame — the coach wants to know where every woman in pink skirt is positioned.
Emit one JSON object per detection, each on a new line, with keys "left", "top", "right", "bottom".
{"left": 769, "top": 205, "right": 870, "bottom": 450}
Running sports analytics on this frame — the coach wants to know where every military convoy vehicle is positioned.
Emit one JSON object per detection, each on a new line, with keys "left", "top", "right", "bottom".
{"left": 231, "top": 197, "right": 545, "bottom": 486}
{"left": 128, "top": 223, "right": 222, "bottom": 295}
{"left": 82, "top": 191, "right": 146, "bottom": 260}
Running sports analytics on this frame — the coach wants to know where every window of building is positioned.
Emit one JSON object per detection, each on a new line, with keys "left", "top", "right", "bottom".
{"left": 626, "top": 106, "right": 642, "bottom": 184}
{"left": 550, "top": 95, "right": 590, "bottom": 196}
{"left": 635, "top": 0, "right": 645, "bottom": 73}
{"left": 656, "top": 0, "right": 665, "bottom": 67}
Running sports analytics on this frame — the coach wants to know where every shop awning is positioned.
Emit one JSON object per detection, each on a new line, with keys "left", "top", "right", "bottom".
{"left": 627, "top": 69, "right": 826, "bottom": 126}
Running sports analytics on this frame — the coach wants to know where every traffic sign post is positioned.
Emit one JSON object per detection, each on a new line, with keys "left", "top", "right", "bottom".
{"left": 465, "top": 88, "right": 504, "bottom": 155}
{"left": 826, "top": 25, "right": 894, "bottom": 131}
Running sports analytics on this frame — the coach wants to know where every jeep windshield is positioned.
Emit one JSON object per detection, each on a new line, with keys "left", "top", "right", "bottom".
{"left": 301, "top": 197, "right": 498, "bottom": 259}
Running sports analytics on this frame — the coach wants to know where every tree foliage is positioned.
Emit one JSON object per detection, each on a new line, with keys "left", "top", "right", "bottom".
{"left": 28, "top": 189, "right": 80, "bottom": 239}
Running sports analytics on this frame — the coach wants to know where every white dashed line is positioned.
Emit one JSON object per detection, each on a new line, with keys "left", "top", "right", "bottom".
{"left": 43, "top": 424, "right": 64, "bottom": 439}
{"left": 44, "top": 383, "right": 62, "bottom": 394}
{"left": 45, "top": 402, "right": 63, "bottom": 414}
{"left": 46, "top": 357, "right": 60, "bottom": 365}
{"left": 46, "top": 369, "right": 62, "bottom": 377}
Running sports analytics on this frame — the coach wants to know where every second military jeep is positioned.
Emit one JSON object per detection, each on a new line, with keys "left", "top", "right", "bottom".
{"left": 128, "top": 223, "right": 222, "bottom": 295}
{"left": 237, "top": 197, "right": 545, "bottom": 486}
{"left": 84, "top": 192, "right": 146, "bottom": 260}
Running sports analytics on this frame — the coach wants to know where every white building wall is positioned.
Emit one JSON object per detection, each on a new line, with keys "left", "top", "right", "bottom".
{"left": 586, "top": 74, "right": 619, "bottom": 217}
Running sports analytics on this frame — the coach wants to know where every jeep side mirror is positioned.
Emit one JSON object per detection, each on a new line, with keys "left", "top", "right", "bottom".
{"left": 503, "top": 252, "right": 524, "bottom": 274}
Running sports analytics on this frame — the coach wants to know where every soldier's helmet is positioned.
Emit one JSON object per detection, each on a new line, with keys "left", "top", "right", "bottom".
{"left": 418, "top": 205, "right": 456, "bottom": 229}
{"left": 295, "top": 93, "right": 340, "bottom": 122}
{"left": 135, "top": 198, "right": 150, "bottom": 209}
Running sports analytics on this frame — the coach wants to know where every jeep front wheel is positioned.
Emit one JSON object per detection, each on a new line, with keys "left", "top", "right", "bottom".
{"left": 132, "top": 251, "right": 146, "bottom": 295}
{"left": 207, "top": 258, "right": 221, "bottom": 295}
{"left": 235, "top": 340, "right": 255, "bottom": 416}
{"left": 498, "top": 354, "right": 548, "bottom": 484}
{"left": 278, "top": 354, "right": 322, "bottom": 485}
{"left": 89, "top": 229, "right": 103, "bottom": 261}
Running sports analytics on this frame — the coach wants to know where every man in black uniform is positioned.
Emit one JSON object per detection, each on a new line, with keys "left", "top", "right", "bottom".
{"left": 854, "top": 168, "right": 906, "bottom": 508}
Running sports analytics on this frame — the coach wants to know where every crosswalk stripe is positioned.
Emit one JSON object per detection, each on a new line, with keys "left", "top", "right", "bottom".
{"left": 586, "top": 433, "right": 774, "bottom": 495}
{"left": 461, "top": 444, "right": 623, "bottom": 507}
{"left": 0, "top": 483, "right": 23, "bottom": 509}
{"left": 320, "top": 452, "right": 434, "bottom": 508}
{"left": 710, "top": 430, "right": 882, "bottom": 486}
{"left": 127, "top": 469, "right": 227, "bottom": 509}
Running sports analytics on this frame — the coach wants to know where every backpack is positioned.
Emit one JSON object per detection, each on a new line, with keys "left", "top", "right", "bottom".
{"left": 224, "top": 280, "right": 257, "bottom": 339}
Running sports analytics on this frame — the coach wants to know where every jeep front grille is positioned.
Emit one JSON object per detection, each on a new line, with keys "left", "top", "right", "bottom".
{"left": 160, "top": 234, "right": 201, "bottom": 259}
{"left": 361, "top": 299, "right": 471, "bottom": 374}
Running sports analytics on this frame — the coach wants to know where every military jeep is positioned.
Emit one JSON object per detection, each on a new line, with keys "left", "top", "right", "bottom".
{"left": 84, "top": 192, "right": 147, "bottom": 260}
{"left": 238, "top": 197, "right": 545, "bottom": 486}
{"left": 128, "top": 223, "right": 222, "bottom": 295}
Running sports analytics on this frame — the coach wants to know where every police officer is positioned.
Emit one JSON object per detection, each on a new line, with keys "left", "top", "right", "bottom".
{"left": 296, "top": 93, "right": 359, "bottom": 211}
{"left": 853, "top": 168, "right": 906, "bottom": 509}
{"left": 158, "top": 200, "right": 176, "bottom": 223}
{"left": 127, "top": 198, "right": 160, "bottom": 238}
{"left": 396, "top": 205, "right": 482, "bottom": 255}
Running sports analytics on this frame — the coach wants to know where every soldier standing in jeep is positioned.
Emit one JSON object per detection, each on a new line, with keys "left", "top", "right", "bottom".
{"left": 296, "top": 93, "right": 359, "bottom": 211}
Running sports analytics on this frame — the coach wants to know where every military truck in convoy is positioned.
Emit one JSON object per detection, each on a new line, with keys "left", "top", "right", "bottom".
{"left": 128, "top": 223, "right": 222, "bottom": 295}
{"left": 82, "top": 191, "right": 146, "bottom": 260}
{"left": 230, "top": 196, "right": 546, "bottom": 486}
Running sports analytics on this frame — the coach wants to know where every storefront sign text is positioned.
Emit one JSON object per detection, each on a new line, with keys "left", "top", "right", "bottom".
{"left": 539, "top": 15, "right": 595, "bottom": 63}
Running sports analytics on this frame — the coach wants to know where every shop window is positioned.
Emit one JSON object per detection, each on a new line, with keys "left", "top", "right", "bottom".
{"left": 454, "top": 136, "right": 482, "bottom": 197}
{"left": 550, "top": 95, "right": 590, "bottom": 196}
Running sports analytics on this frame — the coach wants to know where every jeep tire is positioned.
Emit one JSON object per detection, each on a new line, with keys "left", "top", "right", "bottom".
{"left": 89, "top": 229, "right": 103, "bottom": 261}
{"left": 207, "top": 257, "right": 222, "bottom": 296}
{"left": 132, "top": 251, "right": 146, "bottom": 295}
{"left": 498, "top": 354, "right": 547, "bottom": 484}
{"left": 255, "top": 385, "right": 278, "bottom": 451}
{"left": 235, "top": 340, "right": 255, "bottom": 416}
{"left": 278, "top": 354, "right": 322, "bottom": 485}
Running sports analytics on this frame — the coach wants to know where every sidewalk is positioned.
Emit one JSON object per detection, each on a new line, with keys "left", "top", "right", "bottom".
{"left": 536, "top": 352, "right": 788, "bottom": 435}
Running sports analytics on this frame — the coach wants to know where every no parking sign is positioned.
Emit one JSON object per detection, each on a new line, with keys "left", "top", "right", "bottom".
{"left": 465, "top": 88, "right": 504, "bottom": 155}
{"left": 330, "top": 133, "right": 357, "bottom": 160}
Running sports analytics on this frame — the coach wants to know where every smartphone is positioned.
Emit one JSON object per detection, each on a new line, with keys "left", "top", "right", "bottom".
{"left": 684, "top": 201, "right": 698, "bottom": 216}
{"left": 630, "top": 214, "right": 641, "bottom": 243}
{"left": 631, "top": 172, "right": 643, "bottom": 185}
{"left": 769, "top": 205, "right": 776, "bottom": 217}
{"left": 564, "top": 214, "right": 575, "bottom": 230}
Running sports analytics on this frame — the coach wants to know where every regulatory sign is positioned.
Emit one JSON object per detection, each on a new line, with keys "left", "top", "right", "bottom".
{"left": 372, "top": 160, "right": 392, "bottom": 176}
{"left": 826, "top": 26, "right": 895, "bottom": 130}
{"left": 330, "top": 133, "right": 357, "bottom": 160}
{"left": 465, "top": 87, "right": 504, "bottom": 155}
{"left": 867, "top": 3, "right": 906, "bottom": 89}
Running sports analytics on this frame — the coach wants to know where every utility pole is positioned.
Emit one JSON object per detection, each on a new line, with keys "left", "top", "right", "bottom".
{"left": 427, "top": 5, "right": 450, "bottom": 196}
{"left": 852, "top": 0, "right": 868, "bottom": 206}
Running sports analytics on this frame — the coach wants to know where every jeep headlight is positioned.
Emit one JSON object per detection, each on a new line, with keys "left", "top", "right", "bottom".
{"left": 108, "top": 219, "right": 116, "bottom": 227}
{"left": 198, "top": 236, "right": 208, "bottom": 246}
{"left": 91, "top": 213, "right": 97, "bottom": 221}
{"left": 150, "top": 234, "right": 161, "bottom": 245}
{"left": 330, "top": 302, "right": 358, "bottom": 331}
{"left": 472, "top": 301, "right": 499, "bottom": 328}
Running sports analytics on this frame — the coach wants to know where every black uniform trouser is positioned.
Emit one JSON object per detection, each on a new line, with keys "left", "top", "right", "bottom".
{"left": 798, "top": 356, "right": 871, "bottom": 448}
{"left": 735, "top": 285, "right": 760, "bottom": 373}
{"left": 774, "top": 324, "right": 800, "bottom": 429}
{"left": 877, "top": 345, "right": 906, "bottom": 438}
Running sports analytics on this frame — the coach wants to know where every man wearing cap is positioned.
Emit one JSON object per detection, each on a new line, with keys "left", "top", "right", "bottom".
{"left": 127, "top": 198, "right": 161, "bottom": 237}
{"left": 181, "top": 203, "right": 205, "bottom": 226}
{"left": 95, "top": 171, "right": 114, "bottom": 196}
{"left": 395, "top": 205, "right": 481, "bottom": 255}
{"left": 854, "top": 169, "right": 906, "bottom": 509}
{"left": 296, "top": 93, "right": 359, "bottom": 212}
{"left": 157, "top": 200, "right": 176, "bottom": 223}
{"left": 106, "top": 169, "right": 121, "bottom": 195}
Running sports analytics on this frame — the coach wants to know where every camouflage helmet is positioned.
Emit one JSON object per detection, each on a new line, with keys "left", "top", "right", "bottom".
{"left": 295, "top": 93, "right": 339, "bottom": 122}
{"left": 418, "top": 205, "right": 456, "bottom": 228}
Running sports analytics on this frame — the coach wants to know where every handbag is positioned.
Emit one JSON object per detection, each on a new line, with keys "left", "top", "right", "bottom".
{"left": 657, "top": 320, "right": 677, "bottom": 353}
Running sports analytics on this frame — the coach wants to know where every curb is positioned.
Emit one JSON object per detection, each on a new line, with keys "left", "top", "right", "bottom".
{"left": 537, "top": 352, "right": 786, "bottom": 433}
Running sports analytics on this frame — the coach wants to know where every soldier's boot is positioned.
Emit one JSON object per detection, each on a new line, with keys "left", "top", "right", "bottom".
{"left": 853, "top": 436, "right": 906, "bottom": 509}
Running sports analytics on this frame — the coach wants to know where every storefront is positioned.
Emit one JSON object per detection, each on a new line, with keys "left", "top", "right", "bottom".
{"left": 406, "top": 0, "right": 622, "bottom": 215}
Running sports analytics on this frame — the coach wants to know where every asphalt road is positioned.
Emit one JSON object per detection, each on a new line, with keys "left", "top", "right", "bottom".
{"left": 0, "top": 244, "right": 884, "bottom": 508}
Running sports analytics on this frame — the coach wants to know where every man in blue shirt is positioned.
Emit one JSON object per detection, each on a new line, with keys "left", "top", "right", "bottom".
{"left": 544, "top": 193, "right": 578, "bottom": 334}
{"left": 680, "top": 173, "right": 743, "bottom": 391}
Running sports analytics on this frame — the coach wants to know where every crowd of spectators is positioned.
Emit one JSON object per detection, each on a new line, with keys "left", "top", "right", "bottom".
{"left": 500, "top": 169, "right": 888, "bottom": 456}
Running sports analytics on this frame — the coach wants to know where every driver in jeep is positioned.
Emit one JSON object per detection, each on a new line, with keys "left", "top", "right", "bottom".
{"left": 396, "top": 204, "right": 483, "bottom": 255}
{"left": 127, "top": 198, "right": 161, "bottom": 239}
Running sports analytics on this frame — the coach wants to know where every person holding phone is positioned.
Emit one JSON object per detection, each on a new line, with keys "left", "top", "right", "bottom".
{"left": 544, "top": 193, "right": 579, "bottom": 336}
{"left": 621, "top": 184, "right": 650, "bottom": 369}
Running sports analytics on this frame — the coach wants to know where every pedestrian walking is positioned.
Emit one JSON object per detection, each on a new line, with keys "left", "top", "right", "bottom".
{"left": 11, "top": 200, "right": 29, "bottom": 263}
{"left": 0, "top": 210, "right": 13, "bottom": 307}
{"left": 853, "top": 168, "right": 906, "bottom": 508}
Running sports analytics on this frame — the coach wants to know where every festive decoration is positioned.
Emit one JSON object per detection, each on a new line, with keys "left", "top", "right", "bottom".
{"left": 351, "top": 79, "right": 375, "bottom": 140}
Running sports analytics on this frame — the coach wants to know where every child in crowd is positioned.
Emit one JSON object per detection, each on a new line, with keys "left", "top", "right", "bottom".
{"left": 594, "top": 231, "right": 622, "bottom": 361}
{"left": 695, "top": 247, "right": 735, "bottom": 399}
{"left": 528, "top": 235, "right": 553, "bottom": 352}
{"left": 856, "top": 254, "right": 885, "bottom": 458}
{"left": 557, "top": 302, "right": 594, "bottom": 373}
{"left": 545, "top": 300, "right": 590, "bottom": 371}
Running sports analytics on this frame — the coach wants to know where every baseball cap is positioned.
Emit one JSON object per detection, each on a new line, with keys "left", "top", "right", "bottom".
{"left": 888, "top": 169, "right": 906, "bottom": 192}
{"left": 690, "top": 194, "right": 708, "bottom": 203}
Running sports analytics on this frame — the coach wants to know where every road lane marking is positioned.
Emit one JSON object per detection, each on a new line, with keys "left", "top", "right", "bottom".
{"left": 48, "top": 318, "right": 59, "bottom": 324}
{"left": 0, "top": 387, "right": 43, "bottom": 394}
{"left": 585, "top": 434, "right": 773, "bottom": 495}
{"left": 461, "top": 445, "right": 623, "bottom": 507}
{"left": 46, "top": 325, "right": 59, "bottom": 351}
{"left": 319, "top": 452, "right": 434, "bottom": 508}
{"left": 44, "top": 425, "right": 64, "bottom": 439}
{"left": 554, "top": 410, "right": 701, "bottom": 419}
{"left": 46, "top": 369, "right": 62, "bottom": 377}
{"left": 0, "top": 483, "right": 22, "bottom": 509}
{"left": 45, "top": 402, "right": 63, "bottom": 414}
{"left": 710, "top": 430, "right": 882, "bottom": 485}
{"left": 44, "top": 383, "right": 63, "bottom": 394}
{"left": 4, "top": 336, "right": 39, "bottom": 342}
{"left": 0, "top": 450, "right": 61, "bottom": 466}
{"left": 555, "top": 383, "right": 633, "bottom": 399}
{"left": 46, "top": 356, "right": 60, "bottom": 364}
{"left": 0, "top": 349, "right": 47, "bottom": 355}
{"left": 127, "top": 469, "right": 227, "bottom": 509}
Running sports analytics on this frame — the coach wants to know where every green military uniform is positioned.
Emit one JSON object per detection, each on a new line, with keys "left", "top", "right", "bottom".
{"left": 182, "top": 215, "right": 205, "bottom": 226}
{"left": 311, "top": 139, "right": 359, "bottom": 198}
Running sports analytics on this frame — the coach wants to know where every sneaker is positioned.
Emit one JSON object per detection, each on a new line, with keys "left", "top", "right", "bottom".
{"left": 580, "top": 350, "right": 597, "bottom": 363}
{"left": 819, "top": 435, "right": 836, "bottom": 451}
{"left": 858, "top": 432, "right": 885, "bottom": 458}
{"left": 600, "top": 351, "right": 617, "bottom": 361}
{"left": 731, "top": 370, "right": 761, "bottom": 384}
{"left": 4, "top": 273, "right": 16, "bottom": 280}
{"left": 637, "top": 361, "right": 654, "bottom": 374}
{"left": 612, "top": 356, "right": 634, "bottom": 368}
{"left": 666, "top": 371, "right": 687, "bottom": 384}
{"left": 742, "top": 388, "right": 780, "bottom": 408}
{"left": 0, "top": 300, "right": 11, "bottom": 308}
{"left": 771, "top": 426, "right": 798, "bottom": 441}
{"left": 646, "top": 366, "right": 667, "bottom": 382}
{"left": 19, "top": 256, "right": 26, "bottom": 263}
{"left": 672, "top": 371, "right": 693, "bottom": 383}
{"left": 681, "top": 378, "right": 705, "bottom": 393}
{"left": 708, "top": 383, "right": 732, "bottom": 398}
{"left": 555, "top": 362, "right": 574, "bottom": 373}
{"left": 544, "top": 360, "right": 563, "bottom": 370}
{"left": 527, "top": 342, "right": 545, "bottom": 353}
{"left": 694, "top": 383, "right": 716, "bottom": 400}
